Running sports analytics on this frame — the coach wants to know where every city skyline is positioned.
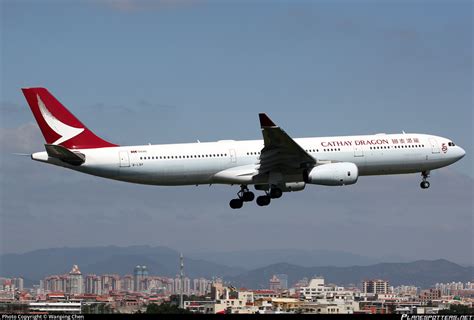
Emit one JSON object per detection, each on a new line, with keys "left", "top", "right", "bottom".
{"left": 5, "top": 262, "right": 473, "bottom": 293}
{"left": 2, "top": 266, "right": 473, "bottom": 314}
{"left": 1, "top": 246, "right": 472, "bottom": 292}
{"left": 1, "top": 1, "right": 472, "bottom": 265}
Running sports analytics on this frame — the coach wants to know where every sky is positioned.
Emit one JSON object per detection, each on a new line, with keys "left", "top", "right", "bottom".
{"left": 0, "top": 0, "right": 472, "bottom": 266}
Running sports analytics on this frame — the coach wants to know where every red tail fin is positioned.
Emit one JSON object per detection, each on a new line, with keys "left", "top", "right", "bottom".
{"left": 21, "top": 87, "right": 117, "bottom": 149}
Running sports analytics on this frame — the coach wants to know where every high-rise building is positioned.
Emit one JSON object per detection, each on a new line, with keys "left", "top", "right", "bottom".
{"left": 275, "top": 274, "right": 288, "bottom": 290}
{"left": 193, "top": 278, "right": 210, "bottom": 296}
{"left": 163, "top": 278, "right": 174, "bottom": 295}
{"left": 174, "top": 276, "right": 182, "bottom": 295}
{"left": 13, "top": 278, "right": 24, "bottom": 291}
{"left": 363, "top": 280, "right": 389, "bottom": 294}
{"left": 183, "top": 277, "right": 191, "bottom": 295}
{"left": 101, "top": 274, "right": 121, "bottom": 293}
{"left": 133, "top": 266, "right": 142, "bottom": 292}
{"left": 133, "top": 266, "right": 148, "bottom": 292}
{"left": 269, "top": 275, "right": 281, "bottom": 291}
{"left": 122, "top": 275, "right": 134, "bottom": 292}
{"left": 44, "top": 275, "right": 68, "bottom": 293}
{"left": 85, "top": 275, "right": 102, "bottom": 295}
{"left": 146, "top": 277, "right": 166, "bottom": 294}
{"left": 67, "top": 265, "right": 83, "bottom": 295}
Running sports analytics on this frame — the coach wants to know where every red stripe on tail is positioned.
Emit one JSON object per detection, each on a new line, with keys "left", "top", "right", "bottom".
{"left": 22, "top": 87, "right": 117, "bottom": 149}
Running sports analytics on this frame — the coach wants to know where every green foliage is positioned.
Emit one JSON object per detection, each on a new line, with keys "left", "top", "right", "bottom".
{"left": 145, "top": 303, "right": 194, "bottom": 314}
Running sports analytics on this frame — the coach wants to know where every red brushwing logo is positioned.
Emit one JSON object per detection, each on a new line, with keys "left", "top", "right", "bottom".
{"left": 441, "top": 143, "right": 448, "bottom": 153}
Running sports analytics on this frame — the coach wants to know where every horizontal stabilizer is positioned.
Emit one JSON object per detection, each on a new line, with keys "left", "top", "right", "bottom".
{"left": 44, "top": 144, "right": 85, "bottom": 166}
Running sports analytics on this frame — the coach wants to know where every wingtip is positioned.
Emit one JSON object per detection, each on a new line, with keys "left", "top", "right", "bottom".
{"left": 259, "top": 113, "right": 277, "bottom": 127}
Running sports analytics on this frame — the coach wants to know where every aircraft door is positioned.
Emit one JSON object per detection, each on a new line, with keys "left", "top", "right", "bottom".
{"left": 229, "top": 149, "right": 237, "bottom": 163}
{"left": 119, "top": 151, "right": 130, "bottom": 167}
{"left": 354, "top": 146, "right": 364, "bottom": 157}
{"left": 429, "top": 138, "right": 440, "bottom": 154}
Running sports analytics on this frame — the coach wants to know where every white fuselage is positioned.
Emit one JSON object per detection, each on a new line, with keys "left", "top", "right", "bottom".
{"left": 32, "top": 133, "right": 465, "bottom": 187}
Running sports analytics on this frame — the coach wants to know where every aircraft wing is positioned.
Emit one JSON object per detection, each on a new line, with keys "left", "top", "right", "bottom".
{"left": 257, "top": 113, "right": 316, "bottom": 175}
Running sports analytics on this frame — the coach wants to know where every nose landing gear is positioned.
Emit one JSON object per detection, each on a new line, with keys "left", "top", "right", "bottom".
{"left": 420, "top": 171, "right": 430, "bottom": 189}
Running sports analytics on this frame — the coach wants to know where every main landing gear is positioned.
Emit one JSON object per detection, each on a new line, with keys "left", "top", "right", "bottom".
{"left": 420, "top": 171, "right": 430, "bottom": 189}
{"left": 229, "top": 185, "right": 255, "bottom": 209}
{"left": 229, "top": 185, "right": 283, "bottom": 209}
{"left": 255, "top": 187, "right": 282, "bottom": 207}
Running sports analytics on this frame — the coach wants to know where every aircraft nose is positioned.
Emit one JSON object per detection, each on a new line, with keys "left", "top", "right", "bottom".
{"left": 454, "top": 146, "right": 466, "bottom": 161}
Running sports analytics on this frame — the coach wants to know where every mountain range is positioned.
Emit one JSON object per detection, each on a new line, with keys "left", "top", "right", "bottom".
{"left": 0, "top": 245, "right": 244, "bottom": 287}
{"left": 1, "top": 245, "right": 472, "bottom": 288}
{"left": 226, "top": 259, "right": 474, "bottom": 289}
{"left": 186, "top": 249, "right": 398, "bottom": 269}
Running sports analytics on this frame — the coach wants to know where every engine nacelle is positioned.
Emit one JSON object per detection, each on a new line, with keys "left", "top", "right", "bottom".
{"left": 304, "top": 162, "right": 358, "bottom": 186}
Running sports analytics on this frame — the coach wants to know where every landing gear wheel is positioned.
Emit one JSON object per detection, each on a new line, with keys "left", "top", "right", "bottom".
{"left": 229, "top": 199, "right": 243, "bottom": 209}
{"left": 270, "top": 188, "right": 283, "bottom": 199}
{"left": 242, "top": 191, "right": 255, "bottom": 202}
{"left": 236, "top": 185, "right": 254, "bottom": 203}
{"left": 420, "top": 171, "right": 430, "bottom": 189}
{"left": 256, "top": 195, "right": 271, "bottom": 207}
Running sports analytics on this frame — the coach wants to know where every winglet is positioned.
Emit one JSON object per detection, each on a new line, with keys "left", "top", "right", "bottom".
{"left": 259, "top": 113, "right": 277, "bottom": 128}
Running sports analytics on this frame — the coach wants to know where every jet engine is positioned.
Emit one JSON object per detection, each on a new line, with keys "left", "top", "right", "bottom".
{"left": 304, "top": 162, "right": 358, "bottom": 186}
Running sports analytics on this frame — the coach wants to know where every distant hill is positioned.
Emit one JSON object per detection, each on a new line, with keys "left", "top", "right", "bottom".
{"left": 0, "top": 245, "right": 245, "bottom": 287}
{"left": 186, "top": 249, "right": 382, "bottom": 269}
{"left": 226, "top": 259, "right": 474, "bottom": 289}
{"left": 1, "top": 246, "right": 472, "bottom": 289}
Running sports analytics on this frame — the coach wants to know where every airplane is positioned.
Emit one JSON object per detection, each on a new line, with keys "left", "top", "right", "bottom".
{"left": 21, "top": 87, "right": 466, "bottom": 209}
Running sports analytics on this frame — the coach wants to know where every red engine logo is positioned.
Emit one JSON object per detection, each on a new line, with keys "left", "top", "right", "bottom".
{"left": 441, "top": 143, "right": 448, "bottom": 153}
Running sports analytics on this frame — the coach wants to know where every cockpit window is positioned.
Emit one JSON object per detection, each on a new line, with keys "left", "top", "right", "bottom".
{"left": 448, "top": 142, "right": 456, "bottom": 146}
